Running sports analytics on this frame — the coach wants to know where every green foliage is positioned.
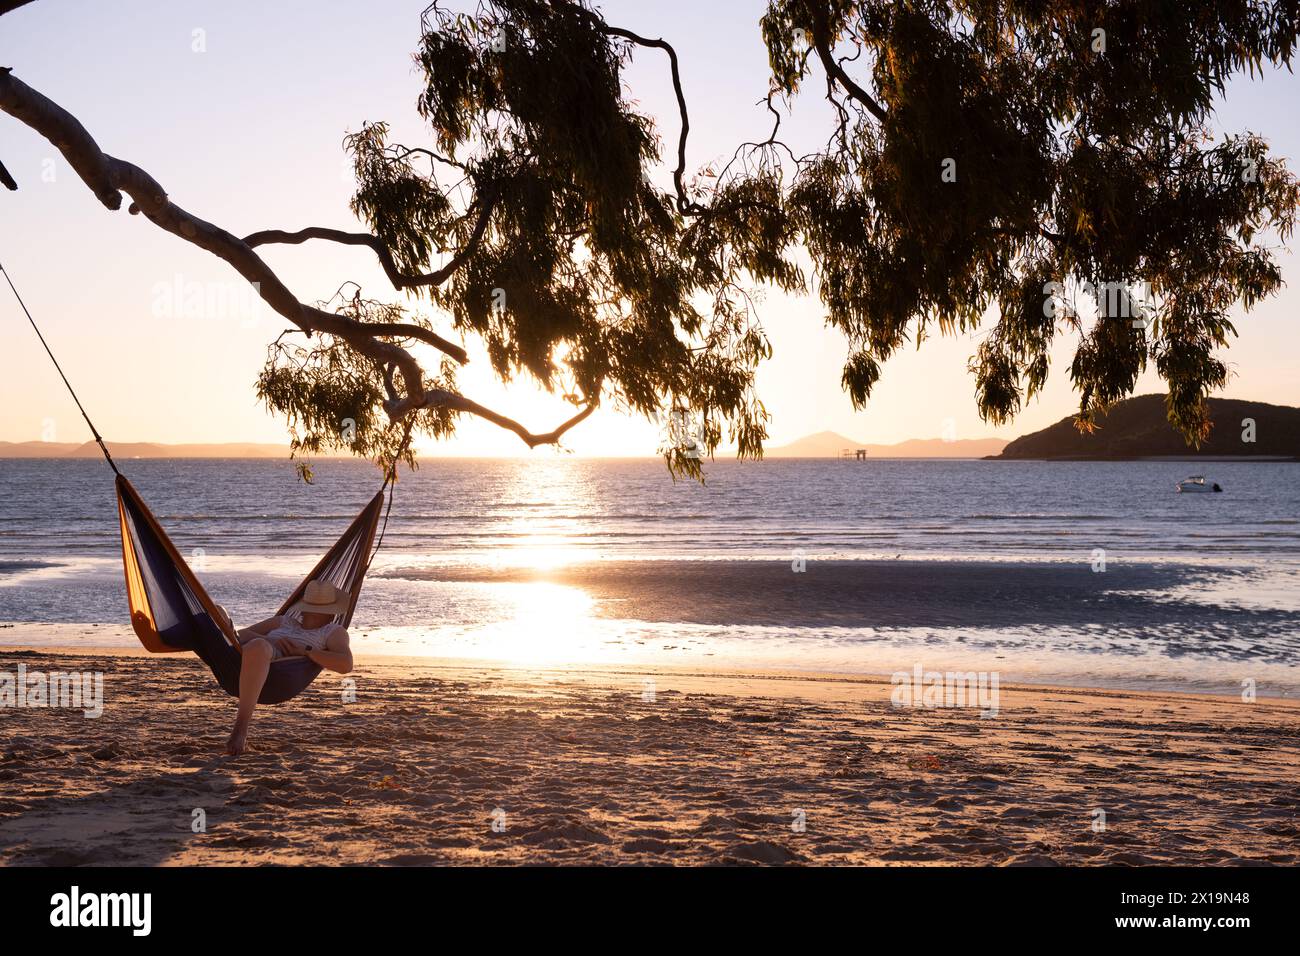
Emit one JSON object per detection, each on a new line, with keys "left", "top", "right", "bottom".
{"left": 760, "top": 0, "right": 1299, "bottom": 442}
{"left": 293, "top": 0, "right": 1299, "bottom": 477}
{"left": 345, "top": 0, "right": 788, "bottom": 478}
{"left": 256, "top": 290, "right": 459, "bottom": 481}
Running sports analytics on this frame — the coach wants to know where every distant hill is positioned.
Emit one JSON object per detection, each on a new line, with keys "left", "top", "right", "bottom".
{"left": 767, "top": 430, "right": 1007, "bottom": 458}
{"left": 765, "top": 431, "right": 861, "bottom": 457}
{"left": 0, "top": 440, "right": 291, "bottom": 459}
{"left": 0, "top": 441, "right": 77, "bottom": 458}
{"left": 994, "top": 395, "right": 1300, "bottom": 460}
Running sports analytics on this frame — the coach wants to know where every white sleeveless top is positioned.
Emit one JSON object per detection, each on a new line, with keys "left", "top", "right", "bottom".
{"left": 266, "top": 617, "right": 339, "bottom": 652}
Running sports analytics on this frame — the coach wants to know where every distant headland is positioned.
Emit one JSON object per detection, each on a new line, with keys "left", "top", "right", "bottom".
{"left": 992, "top": 395, "right": 1300, "bottom": 461}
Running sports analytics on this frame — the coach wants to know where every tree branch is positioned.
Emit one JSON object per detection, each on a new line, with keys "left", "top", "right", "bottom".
{"left": 0, "top": 68, "right": 469, "bottom": 407}
{"left": 810, "top": 16, "right": 888, "bottom": 124}
{"left": 599, "top": 24, "right": 704, "bottom": 215}
{"left": 240, "top": 226, "right": 471, "bottom": 361}
{"left": 0, "top": 67, "right": 604, "bottom": 452}
{"left": 408, "top": 391, "right": 598, "bottom": 448}
{"left": 242, "top": 186, "right": 494, "bottom": 304}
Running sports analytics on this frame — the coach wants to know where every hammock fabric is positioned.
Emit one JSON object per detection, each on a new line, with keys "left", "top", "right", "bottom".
{"left": 5, "top": 254, "right": 402, "bottom": 706}
{"left": 116, "top": 474, "right": 384, "bottom": 704}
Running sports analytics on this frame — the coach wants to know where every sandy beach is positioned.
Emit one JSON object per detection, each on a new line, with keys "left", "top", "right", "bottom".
{"left": 2, "top": 645, "right": 1297, "bottom": 866}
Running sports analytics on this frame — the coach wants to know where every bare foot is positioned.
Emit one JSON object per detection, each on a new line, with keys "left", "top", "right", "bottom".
{"left": 224, "top": 729, "right": 248, "bottom": 756}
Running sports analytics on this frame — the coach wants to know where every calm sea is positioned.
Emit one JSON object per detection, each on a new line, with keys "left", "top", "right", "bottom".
{"left": 3, "top": 456, "right": 1299, "bottom": 561}
{"left": 2, "top": 456, "right": 1298, "bottom": 695}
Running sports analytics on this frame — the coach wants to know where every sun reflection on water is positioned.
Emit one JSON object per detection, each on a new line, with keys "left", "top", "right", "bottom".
{"left": 489, "top": 459, "right": 600, "bottom": 571}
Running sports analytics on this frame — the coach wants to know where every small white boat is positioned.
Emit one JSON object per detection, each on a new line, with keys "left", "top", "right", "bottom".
{"left": 1177, "top": 475, "right": 1222, "bottom": 493}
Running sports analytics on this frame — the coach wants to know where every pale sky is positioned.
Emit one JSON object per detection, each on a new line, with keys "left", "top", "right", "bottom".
{"left": 1, "top": 0, "right": 1297, "bottom": 456}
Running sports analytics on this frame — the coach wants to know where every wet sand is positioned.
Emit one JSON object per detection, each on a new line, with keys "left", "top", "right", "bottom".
{"left": 1, "top": 647, "right": 1297, "bottom": 866}
{"left": 385, "top": 558, "right": 1298, "bottom": 631}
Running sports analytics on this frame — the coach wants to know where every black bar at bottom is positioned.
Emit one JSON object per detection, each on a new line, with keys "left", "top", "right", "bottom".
{"left": 0, "top": 865, "right": 1284, "bottom": 941}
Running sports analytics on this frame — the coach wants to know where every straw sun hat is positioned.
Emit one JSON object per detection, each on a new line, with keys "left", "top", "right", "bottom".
{"left": 289, "top": 580, "right": 349, "bottom": 617}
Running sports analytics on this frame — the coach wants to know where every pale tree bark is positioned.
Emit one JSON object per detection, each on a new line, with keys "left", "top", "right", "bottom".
{"left": 0, "top": 51, "right": 595, "bottom": 446}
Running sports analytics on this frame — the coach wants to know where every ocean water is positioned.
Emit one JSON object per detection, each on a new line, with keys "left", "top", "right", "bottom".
{"left": 1, "top": 456, "right": 1298, "bottom": 695}
{"left": 3, "top": 456, "right": 1299, "bottom": 561}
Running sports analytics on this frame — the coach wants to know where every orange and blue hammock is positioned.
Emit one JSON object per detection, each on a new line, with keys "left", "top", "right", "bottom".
{"left": 4, "top": 254, "right": 393, "bottom": 704}
{"left": 116, "top": 474, "right": 384, "bottom": 704}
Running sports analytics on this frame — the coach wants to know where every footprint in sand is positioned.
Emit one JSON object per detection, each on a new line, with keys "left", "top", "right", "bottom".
{"left": 726, "top": 840, "right": 802, "bottom": 864}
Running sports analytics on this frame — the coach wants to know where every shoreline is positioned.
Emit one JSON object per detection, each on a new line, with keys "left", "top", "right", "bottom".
{"left": 0, "top": 642, "right": 1288, "bottom": 705}
{"left": 5, "top": 557, "right": 1299, "bottom": 699}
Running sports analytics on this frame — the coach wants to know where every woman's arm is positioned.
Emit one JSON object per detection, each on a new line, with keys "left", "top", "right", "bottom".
{"left": 305, "top": 626, "right": 353, "bottom": 674}
{"left": 236, "top": 616, "right": 282, "bottom": 643}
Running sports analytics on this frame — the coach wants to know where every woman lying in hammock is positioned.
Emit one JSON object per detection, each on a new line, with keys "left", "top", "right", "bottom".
{"left": 226, "top": 580, "right": 354, "bottom": 755}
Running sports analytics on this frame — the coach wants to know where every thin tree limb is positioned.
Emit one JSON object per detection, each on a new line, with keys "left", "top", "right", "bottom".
{"left": 810, "top": 15, "right": 888, "bottom": 124}
{"left": 408, "top": 391, "right": 598, "bottom": 448}
{"left": 599, "top": 24, "right": 704, "bottom": 215}
{"left": 243, "top": 187, "right": 495, "bottom": 300}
